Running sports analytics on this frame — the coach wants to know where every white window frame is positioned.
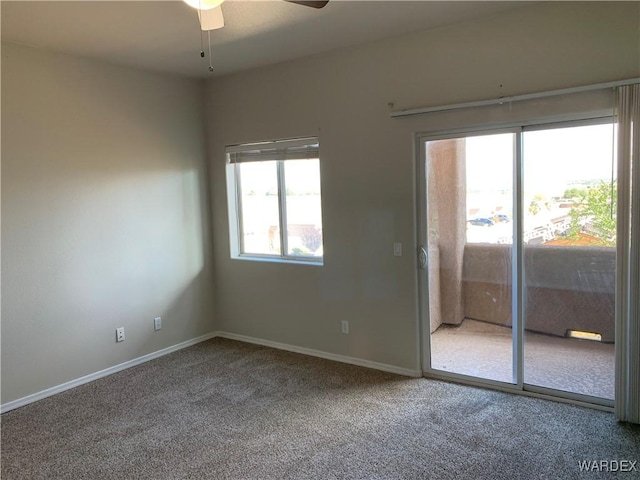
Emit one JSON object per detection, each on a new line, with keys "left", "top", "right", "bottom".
{"left": 226, "top": 137, "right": 323, "bottom": 265}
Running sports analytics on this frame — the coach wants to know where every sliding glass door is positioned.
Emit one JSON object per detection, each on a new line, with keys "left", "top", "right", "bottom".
{"left": 522, "top": 122, "right": 616, "bottom": 400}
{"left": 425, "top": 132, "right": 515, "bottom": 384}
{"left": 419, "top": 119, "right": 616, "bottom": 404}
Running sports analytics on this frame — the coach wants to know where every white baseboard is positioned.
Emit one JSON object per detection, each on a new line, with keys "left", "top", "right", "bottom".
{"left": 2, "top": 330, "right": 421, "bottom": 414}
{"left": 214, "top": 331, "right": 423, "bottom": 378}
{"left": 0, "top": 332, "right": 218, "bottom": 414}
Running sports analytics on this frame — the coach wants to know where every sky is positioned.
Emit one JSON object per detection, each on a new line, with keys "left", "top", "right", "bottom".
{"left": 466, "top": 123, "right": 616, "bottom": 198}
{"left": 238, "top": 159, "right": 321, "bottom": 196}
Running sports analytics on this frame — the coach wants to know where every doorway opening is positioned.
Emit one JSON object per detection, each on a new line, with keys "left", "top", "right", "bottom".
{"left": 420, "top": 121, "right": 616, "bottom": 403}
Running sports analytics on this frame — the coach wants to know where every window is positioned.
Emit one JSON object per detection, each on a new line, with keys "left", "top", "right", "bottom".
{"left": 226, "top": 137, "right": 323, "bottom": 263}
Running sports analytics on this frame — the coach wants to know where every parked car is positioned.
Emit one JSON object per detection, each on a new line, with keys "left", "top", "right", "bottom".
{"left": 468, "top": 218, "right": 494, "bottom": 227}
{"left": 493, "top": 214, "right": 510, "bottom": 223}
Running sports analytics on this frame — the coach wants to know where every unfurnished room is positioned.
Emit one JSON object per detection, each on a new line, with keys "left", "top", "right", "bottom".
{"left": 1, "top": 1, "right": 640, "bottom": 478}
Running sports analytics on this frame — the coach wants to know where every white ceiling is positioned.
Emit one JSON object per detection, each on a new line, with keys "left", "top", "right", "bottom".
{"left": 1, "top": 1, "right": 525, "bottom": 78}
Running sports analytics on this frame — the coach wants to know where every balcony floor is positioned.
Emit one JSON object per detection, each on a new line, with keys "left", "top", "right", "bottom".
{"left": 430, "top": 319, "right": 615, "bottom": 400}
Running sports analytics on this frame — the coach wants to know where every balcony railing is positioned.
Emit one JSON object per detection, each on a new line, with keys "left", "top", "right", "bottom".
{"left": 430, "top": 243, "right": 616, "bottom": 343}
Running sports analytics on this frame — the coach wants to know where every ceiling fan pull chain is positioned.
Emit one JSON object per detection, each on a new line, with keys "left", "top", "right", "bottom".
{"left": 207, "top": 30, "right": 214, "bottom": 72}
{"left": 199, "top": 12, "right": 205, "bottom": 58}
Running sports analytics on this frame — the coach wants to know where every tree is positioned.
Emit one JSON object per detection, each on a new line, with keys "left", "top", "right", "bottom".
{"left": 563, "top": 187, "right": 587, "bottom": 199}
{"left": 528, "top": 194, "right": 550, "bottom": 216}
{"left": 528, "top": 200, "right": 541, "bottom": 216}
{"left": 300, "top": 226, "right": 322, "bottom": 252}
{"left": 568, "top": 181, "right": 616, "bottom": 246}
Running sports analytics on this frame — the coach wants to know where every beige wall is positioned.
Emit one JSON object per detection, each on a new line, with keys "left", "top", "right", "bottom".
{"left": 206, "top": 2, "right": 639, "bottom": 371}
{"left": 1, "top": 43, "right": 214, "bottom": 404}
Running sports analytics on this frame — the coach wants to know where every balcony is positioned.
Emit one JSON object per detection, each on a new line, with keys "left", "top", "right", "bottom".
{"left": 429, "top": 243, "right": 615, "bottom": 399}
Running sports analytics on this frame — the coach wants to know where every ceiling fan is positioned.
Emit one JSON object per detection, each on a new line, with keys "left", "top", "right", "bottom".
{"left": 183, "top": 0, "right": 329, "bottom": 31}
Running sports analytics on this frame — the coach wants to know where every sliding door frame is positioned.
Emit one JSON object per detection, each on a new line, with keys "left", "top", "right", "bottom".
{"left": 520, "top": 117, "right": 616, "bottom": 408}
{"left": 416, "top": 126, "right": 522, "bottom": 393}
{"left": 417, "top": 114, "right": 616, "bottom": 409}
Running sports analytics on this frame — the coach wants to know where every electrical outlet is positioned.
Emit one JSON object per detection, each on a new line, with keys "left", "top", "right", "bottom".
{"left": 341, "top": 320, "right": 349, "bottom": 334}
{"left": 154, "top": 317, "right": 162, "bottom": 331}
{"left": 394, "top": 242, "right": 403, "bottom": 256}
{"left": 116, "top": 327, "right": 125, "bottom": 342}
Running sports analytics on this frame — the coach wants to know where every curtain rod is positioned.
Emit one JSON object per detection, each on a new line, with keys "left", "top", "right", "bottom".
{"left": 390, "top": 77, "right": 640, "bottom": 118}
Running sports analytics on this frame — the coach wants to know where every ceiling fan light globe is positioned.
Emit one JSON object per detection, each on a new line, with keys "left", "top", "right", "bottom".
{"left": 183, "top": 0, "right": 224, "bottom": 11}
{"left": 199, "top": 7, "right": 225, "bottom": 30}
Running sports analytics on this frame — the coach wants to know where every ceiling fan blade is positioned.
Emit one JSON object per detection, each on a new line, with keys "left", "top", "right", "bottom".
{"left": 198, "top": 6, "right": 224, "bottom": 31}
{"left": 285, "top": 1, "right": 329, "bottom": 9}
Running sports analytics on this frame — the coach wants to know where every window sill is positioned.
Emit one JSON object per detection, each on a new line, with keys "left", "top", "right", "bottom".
{"left": 232, "top": 254, "right": 323, "bottom": 266}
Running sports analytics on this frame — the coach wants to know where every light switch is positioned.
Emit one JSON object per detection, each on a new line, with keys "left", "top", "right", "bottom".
{"left": 394, "top": 242, "right": 402, "bottom": 256}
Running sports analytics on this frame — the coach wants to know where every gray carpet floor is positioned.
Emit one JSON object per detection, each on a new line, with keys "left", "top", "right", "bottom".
{"left": 1, "top": 338, "right": 639, "bottom": 480}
